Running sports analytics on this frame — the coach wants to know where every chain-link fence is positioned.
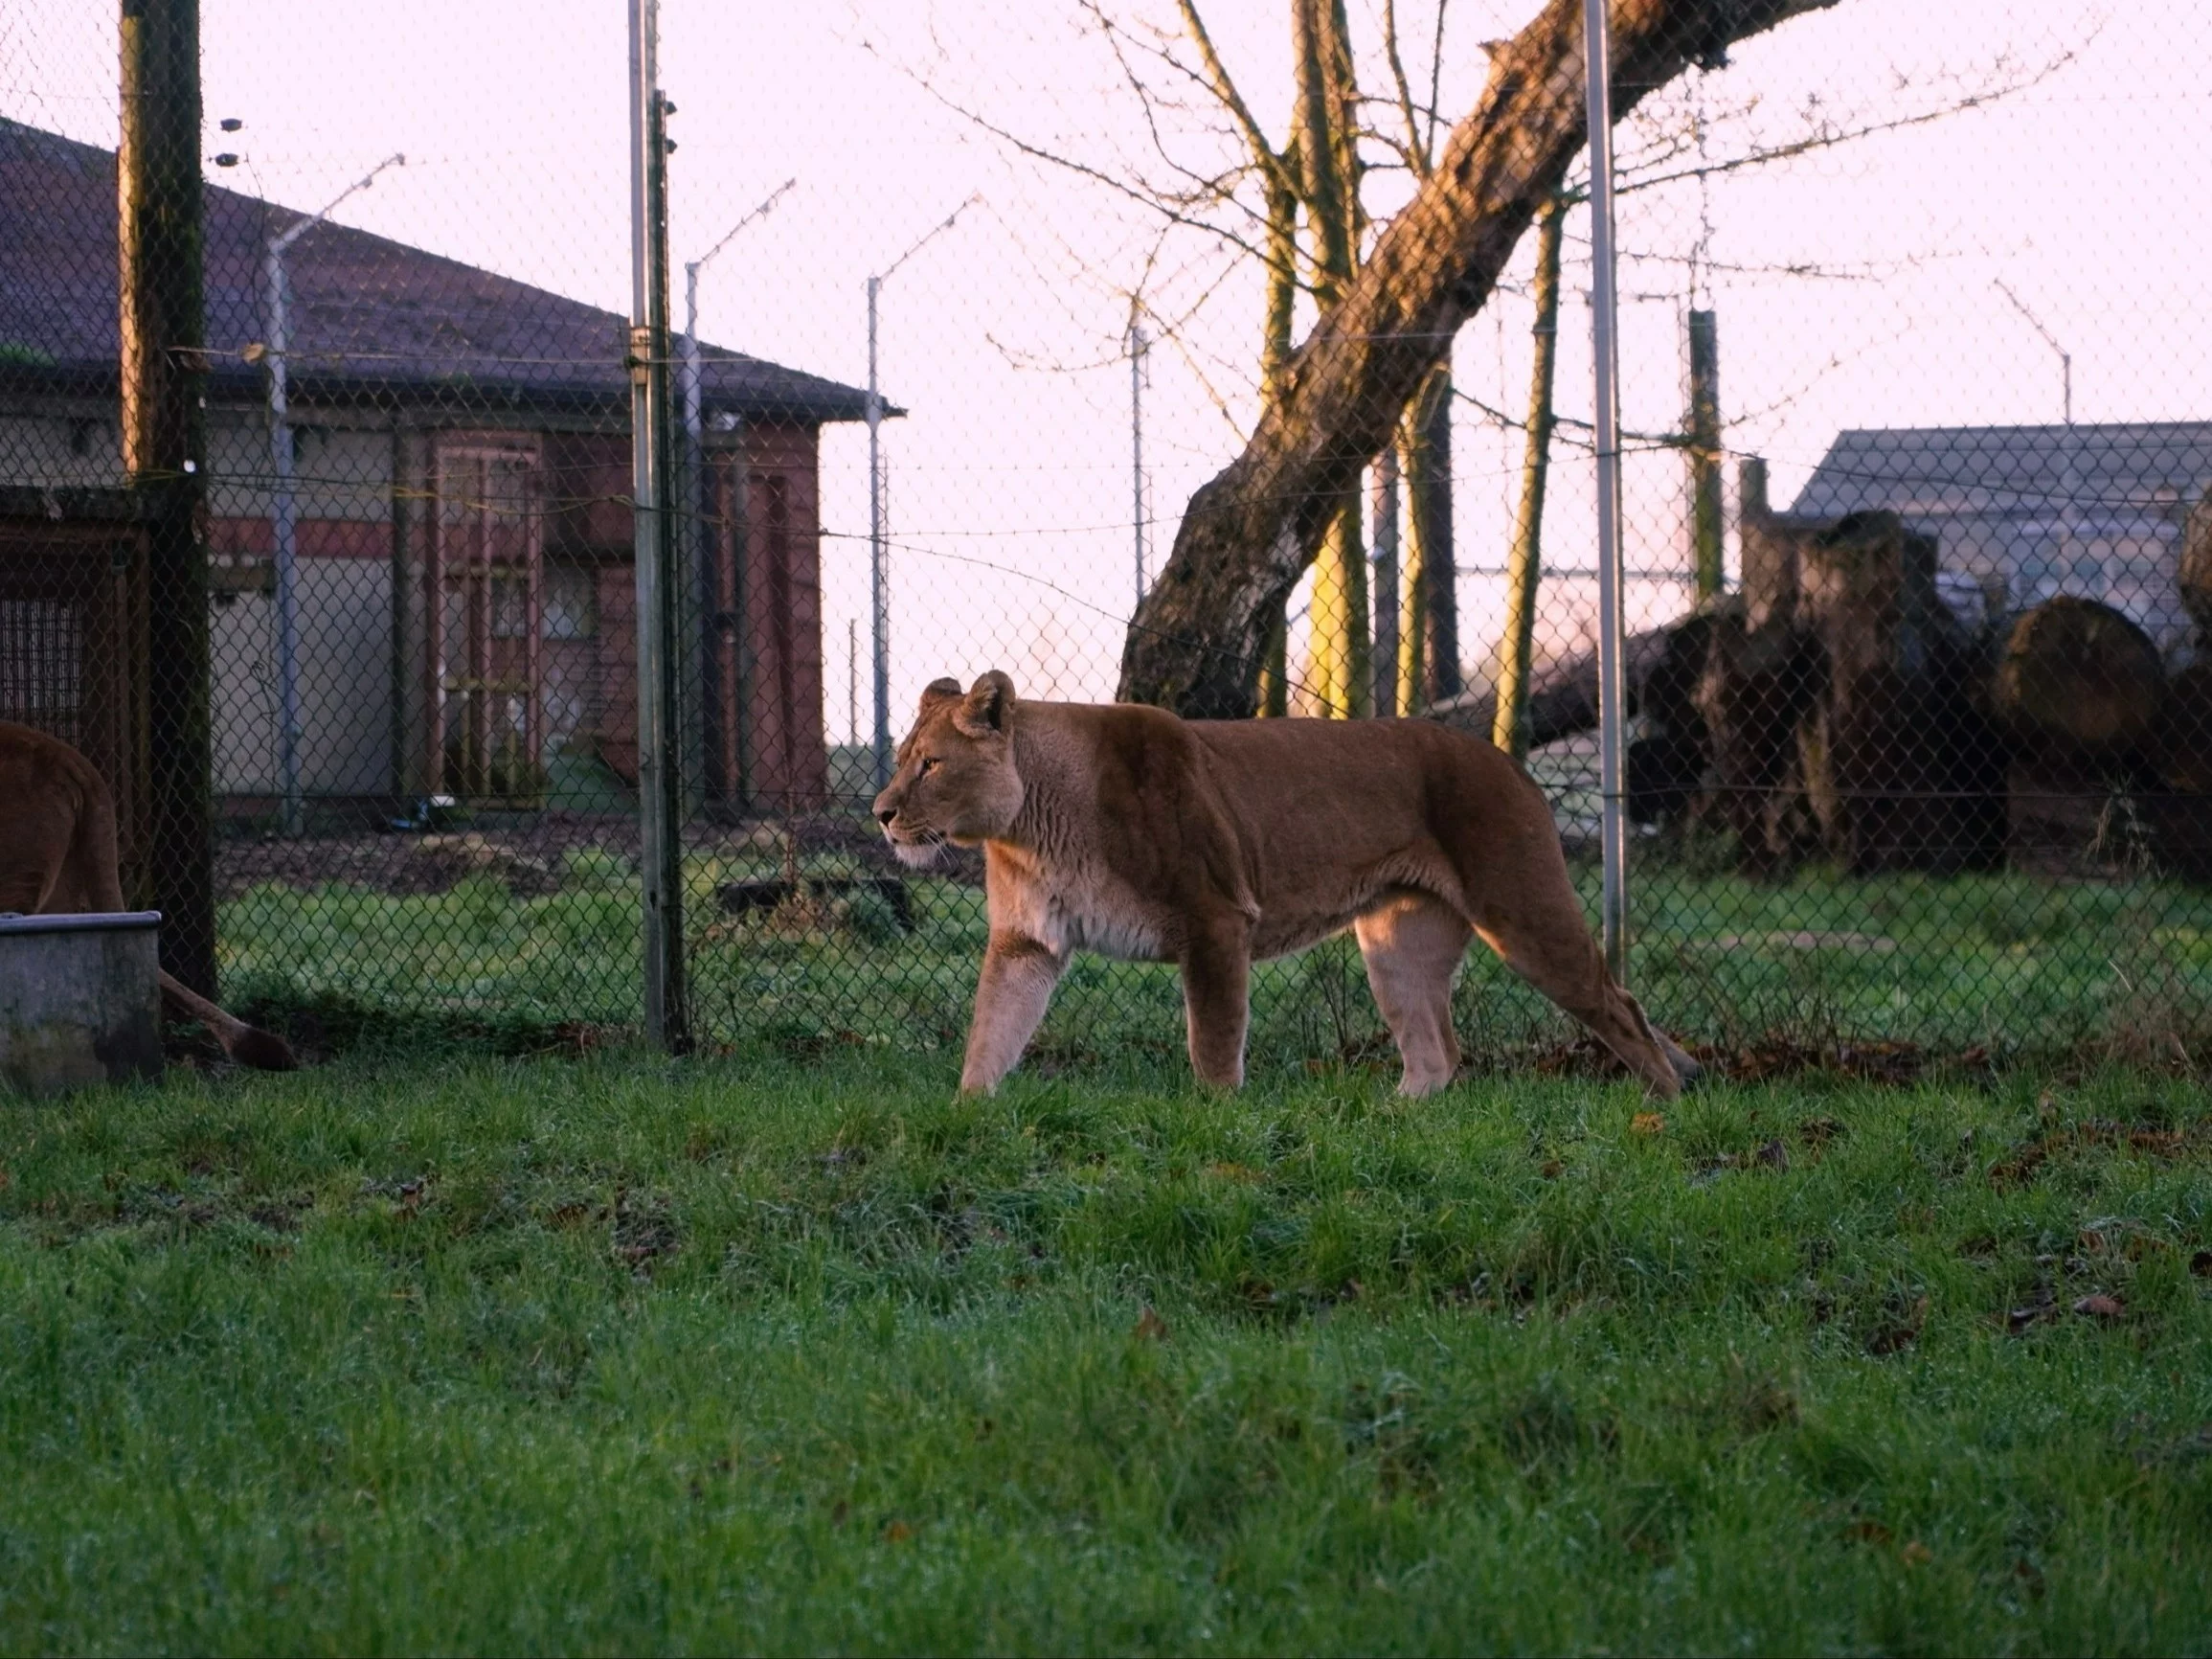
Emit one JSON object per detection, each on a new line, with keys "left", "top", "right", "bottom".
{"left": 4, "top": 1, "right": 2208, "bottom": 1075}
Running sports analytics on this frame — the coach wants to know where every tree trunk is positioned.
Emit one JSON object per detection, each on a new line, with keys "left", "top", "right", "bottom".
{"left": 1994, "top": 597, "right": 2164, "bottom": 875}
{"left": 1307, "top": 499, "right": 1371, "bottom": 716}
{"left": 1396, "top": 363, "right": 1456, "bottom": 712}
{"left": 1428, "top": 611, "right": 1713, "bottom": 753}
{"left": 1686, "top": 307, "right": 1724, "bottom": 600}
{"left": 2143, "top": 661, "right": 2212, "bottom": 879}
{"left": 1118, "top": 0, "right": 1840, "bottom": 716}
{"left": 2181, "top": 484, "right": 2212, "bottom": 633}
{"left": 1793, "top": 511, "right": 2006, "bottom": 874}
{"left": 1990, "top": 597, "right": 2163, "bottom": 759}
{"left": 1492, "top": 196, "right": 1563, "bottom": 757}
{"left": 1291, "top": 0, "right": 1367, "bottom": 717}
{"left": 120, "top": 0, "right": 217, "bottom": 997}
{"left": 1692, "top": 496, "right": 2009, "bottom": 875}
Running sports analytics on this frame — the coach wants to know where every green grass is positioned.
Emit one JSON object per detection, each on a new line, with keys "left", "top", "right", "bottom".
{"left": 3, "top": 1048, "right": 2209, "bottom": 1652}
{"left": 217, "top": 846, "right": 2212, "bottom": 1068}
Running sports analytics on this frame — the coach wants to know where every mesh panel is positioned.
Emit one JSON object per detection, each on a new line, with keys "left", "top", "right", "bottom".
{"left": 4, "top": 2, "right": 2207, "bottom": 1074}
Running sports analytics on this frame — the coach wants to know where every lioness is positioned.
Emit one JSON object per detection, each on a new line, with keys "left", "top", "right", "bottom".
{"left": 872, "top": 672, "right": 1697, "bottom": 1099}
{"left": 0, "top": 721, "right": 295, "bottom": 1071}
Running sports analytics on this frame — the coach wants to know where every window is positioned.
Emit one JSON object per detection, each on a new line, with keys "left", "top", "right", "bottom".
{"left": 542, "top": 563, "right": 597, "bottom": 640}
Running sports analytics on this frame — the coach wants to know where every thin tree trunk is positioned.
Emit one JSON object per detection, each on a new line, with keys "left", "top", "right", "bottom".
{"left": 1292, "top": 0, "right": 1367, "bottom": 717}
{"left": 1492, "top": 194, "right": 1563, "bottom": 756}
{"left": 120, "top": 0, "right": 216, "bottom": 996}
{"left": 1309, "top": 500, "right": 1370, "bottom": 716}
{"left": 1398, "top": 363, "right": 1457, "bottom": 712}
{"left": 1253, "top": 164, "right": 1299, "bottom": 717}
{"left": 1411, "top": 363, "right": 1459, "bottom": 704}
{"left": 1119, "top": 0, "right": 1839, "bottom": 716}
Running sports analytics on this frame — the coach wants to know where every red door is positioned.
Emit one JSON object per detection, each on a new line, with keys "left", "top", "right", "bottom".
{"left": 429, "top": 442, "right": 544, "bottom": 804}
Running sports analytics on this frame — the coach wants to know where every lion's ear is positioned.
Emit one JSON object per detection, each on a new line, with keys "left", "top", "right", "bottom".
{"left": 916, "top": 677, "right": 963, "bottom": 717}
{"left": 955, "top": 670, "right": 1016, "bottom": 738}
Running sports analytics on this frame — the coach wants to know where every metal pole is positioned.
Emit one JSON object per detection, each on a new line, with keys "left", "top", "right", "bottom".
{"left": 266, "top": 244, "right": 302, "bottom": 837}
{"left": 863, "top": 197, "right": 976, "bottom": 788}
{"left": 867, "top": 275, "right": 889, "bottom": 789}
{"left": 1994, "top": 280, "right": 2075, "bottom": 597}
{"left": 1130, "top": 321, "right": 1146, "bottom": 611}
{"left": 263, "top": 153, "right": 401, "bottom": 839}
{"left": 1371, "top": 444, "right": 1399, "bottom": 717}
{"left": 680, "top": 180, "right": 795, "bottom": 818}
{"left": 1582, "top": 0, "right": 1629, "bottom": 982}
{"left": 630, "top": 0, "right": 687, "bottom": 1050}
{"left": 680, "top": 257, "right": 713, "bottom": 816}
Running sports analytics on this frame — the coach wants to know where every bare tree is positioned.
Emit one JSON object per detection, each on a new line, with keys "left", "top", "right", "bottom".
{"left": 897, "top": 0, "right": 1466, "bottom": 716}
{"left": 1114, "top": 0, "right": 1851, "bottom": 717}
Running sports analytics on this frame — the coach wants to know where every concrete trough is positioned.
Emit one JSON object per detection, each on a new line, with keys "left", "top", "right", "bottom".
{"left": 0, "top": 911, "right": 164, "bottom": 1098}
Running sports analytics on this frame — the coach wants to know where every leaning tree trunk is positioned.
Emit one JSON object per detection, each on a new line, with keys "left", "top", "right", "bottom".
{"left": 1117, "top": 0, "right": 1841, "bottom": 716}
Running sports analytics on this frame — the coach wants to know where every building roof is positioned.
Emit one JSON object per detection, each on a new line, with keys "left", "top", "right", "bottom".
{"left": 0, "top": 118, "right": 875, "bottom": 424}
{"left": 1791, "top": 422, "right": 2212, "bottom": 528}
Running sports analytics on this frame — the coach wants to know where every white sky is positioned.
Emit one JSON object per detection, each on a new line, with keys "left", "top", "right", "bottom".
{"left": 5, "top": 0, "right": 2203, "bottom": 726}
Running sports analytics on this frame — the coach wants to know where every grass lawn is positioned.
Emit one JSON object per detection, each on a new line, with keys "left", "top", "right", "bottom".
{"left": 216, "top": 847, "right": 2212, "bottom": 1068}
{"left": 3, "top": 1046, "right": 2209, "bottom": 1652}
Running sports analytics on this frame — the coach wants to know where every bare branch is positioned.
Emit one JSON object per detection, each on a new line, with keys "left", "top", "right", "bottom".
{"left": 1381, "top": 0, "right": 1432, "bottom": 178}
{"left": 1174, "top": 0, "right": 1296, "bottom": 193}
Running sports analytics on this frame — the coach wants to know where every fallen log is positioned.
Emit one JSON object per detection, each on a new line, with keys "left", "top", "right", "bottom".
{"left": 1990, "top": 599, "right": 2165, "bottom": 875}
{"left": 1422, "top": 611, "right": 1714, "bottom": 753}
{"left": 1990, "top": 597, "right": 2164, "bottom": 760}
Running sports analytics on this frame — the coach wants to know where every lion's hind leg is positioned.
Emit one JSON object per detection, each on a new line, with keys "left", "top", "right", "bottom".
{"left": 1354, "top": 891, "right": 1470, "bottom": 1097}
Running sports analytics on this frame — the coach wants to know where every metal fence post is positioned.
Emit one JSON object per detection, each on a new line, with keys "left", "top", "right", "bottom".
{"left": 867, "top": 274, "right": 890, "bottom": 791}
{"left": 1582, "top": 0, "right": 1629, "bottom": 983}
{"left": 629, "top": 0, "right": 687, "bottom": 1051}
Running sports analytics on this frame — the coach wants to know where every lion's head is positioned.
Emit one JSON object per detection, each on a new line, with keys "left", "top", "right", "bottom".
{"left": 871, "top": 670, "right": 1025, "bottom": 866}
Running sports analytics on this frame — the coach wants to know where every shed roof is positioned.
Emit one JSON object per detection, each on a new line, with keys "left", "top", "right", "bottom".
{"left": 1791, "top": 422, "right": 2212, "bottom": 523}
{"left": 0, "top": 117, "right": 875, "bottom": 424}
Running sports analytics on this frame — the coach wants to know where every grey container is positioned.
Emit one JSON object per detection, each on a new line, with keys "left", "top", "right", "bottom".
{"left": 0, "top": 911, "right": 164, "bottom": 1097}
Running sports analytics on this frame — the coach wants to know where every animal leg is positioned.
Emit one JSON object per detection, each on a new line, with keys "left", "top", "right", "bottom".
{"left": 959, "top": 932, "right": 1068, "bottom": 1094}
{"left": 1470, "top": 878, "right": 1692, "bottom": 1101}
{"left": 1354, "top": 892, "right": 1471, "bottom": 1097}
{"left": 1178, "top": 915, "right": 1252, "bottom": 1089}
{"left": 0, "top": 787, "right": 79, "bottom": 913}
{"left": 160, "top": 972, "right": 298, "bottom": 1072}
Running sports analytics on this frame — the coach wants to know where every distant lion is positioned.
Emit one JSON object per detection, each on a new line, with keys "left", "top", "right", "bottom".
{"left": 0, "top": 721, "right": 296, "bottom": 1072}
{"left": 871, "top": 672, "right": 1697, "bottom": 1099}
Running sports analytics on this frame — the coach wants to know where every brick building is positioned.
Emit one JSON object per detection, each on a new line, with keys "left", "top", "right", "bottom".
{"left": 0, "top": 117, "right": 873, "bottom": 827}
